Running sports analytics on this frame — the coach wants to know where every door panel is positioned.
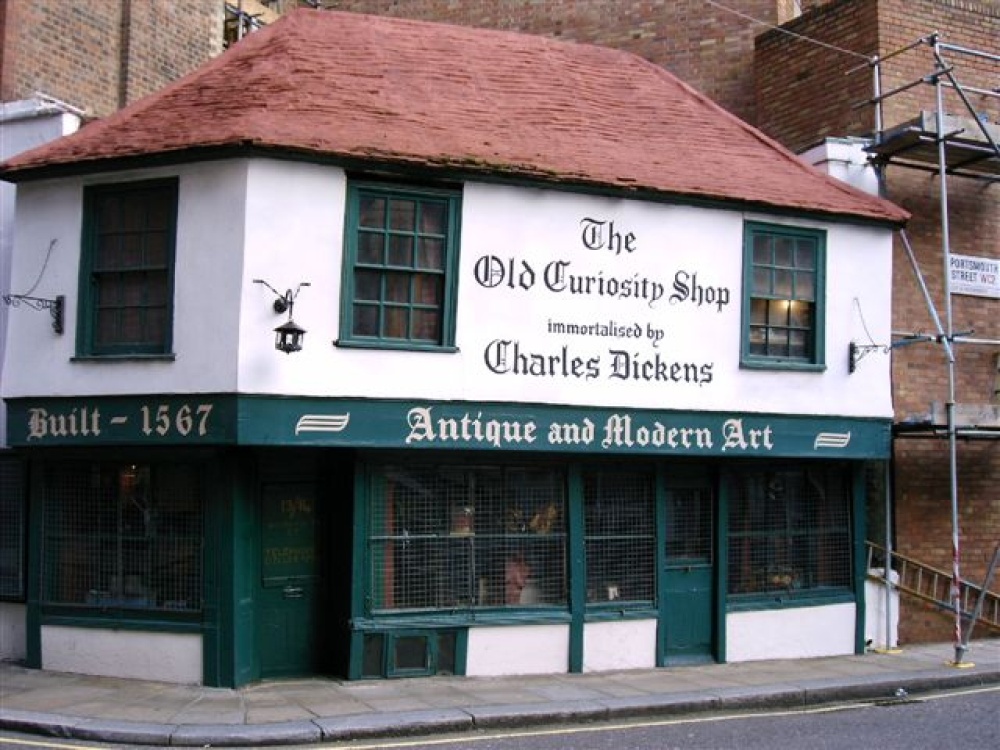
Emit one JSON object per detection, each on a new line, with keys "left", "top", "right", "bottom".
{"left": 258, "top": 482, "right": 319, "bottom": 678}
{"left": 663, "top": 484, "right": 715, "bottom": 662}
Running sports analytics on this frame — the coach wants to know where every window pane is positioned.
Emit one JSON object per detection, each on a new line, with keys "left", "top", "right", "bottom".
{"left": 388, "top": 199, "right": 416, "bottom": 231}
{"left": 752, "top": 234, "right": 772, "bottom": 264}
{"left": 795, "top": 241, "right": 816, "bottom": 270}
{"left": 357, "top": 232, "right": 383, "bottom": 265}
{"left": 414, "top": 274, "right": 442, "bottom": 305}
{"left": 384, "top": 307, "right": 408, "bottom": 338}
{"left": 795, "top": 271, "right": 815, "bottom": 301}
{"left": 767, "top": 299, "right": 789, "bottom": 326}
{"left": 750, "top": 299, "right": 768, "bottom": 325}
{"left": 789, "top": 329, "right": 808, "bottom": 358}
{"left": 388, "top": 235, "right": 414, "bottom": 267}
{"left": 420, "top": 202, "right": 446, "bottom": 234}
{"left": 789, "top": 301, "right": 812, "bottom": 328}
{"left": 417, "top": 238, "right": 444, "bottom": 270}
{"left": 774, "top": 236, "right": 794, "bottom": 266}
{"left": 752, "top": 267, "right": 770, "bottom": 295}
{"left": 773, "top": 269, "right": 793, "bottom": 297}
{"left": 385, "top": 272, "right": 411, "bottom": 303}
{"left": 355, "top": 269, "right": 382, "bottom": 301}
{"left": 359, "top": 196, "right": 386, "bottom": 228}
{"left": 412, "top": 309, "right": 440, "bottom": 342}
{"left": 353, "top": 304, "right": 379, "bottom": 336}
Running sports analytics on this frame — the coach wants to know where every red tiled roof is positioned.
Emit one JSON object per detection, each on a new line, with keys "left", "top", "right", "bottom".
{"left": 0, "top": 9, "right": 907, "bottom": 225}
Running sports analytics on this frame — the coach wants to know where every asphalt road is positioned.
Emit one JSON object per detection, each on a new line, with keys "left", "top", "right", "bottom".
{"left": 1, "top": 686, "right": 997, "bottom": 750}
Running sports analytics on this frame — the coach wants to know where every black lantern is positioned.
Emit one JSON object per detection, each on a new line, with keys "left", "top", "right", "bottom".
{"left": 274, "top": 318, "right": 306, "bottom": 354}
{"left": 253, "top": 279, "right": 310, "bottom": 354}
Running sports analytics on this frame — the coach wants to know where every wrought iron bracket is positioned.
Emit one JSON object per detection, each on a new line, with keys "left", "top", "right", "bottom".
{"left": 2, "top": 293, "right": 64, "bottom": 334}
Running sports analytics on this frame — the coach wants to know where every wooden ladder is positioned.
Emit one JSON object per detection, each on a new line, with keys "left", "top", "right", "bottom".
{"left": 866, "top": 541, "right": 1000, "bottom": 634}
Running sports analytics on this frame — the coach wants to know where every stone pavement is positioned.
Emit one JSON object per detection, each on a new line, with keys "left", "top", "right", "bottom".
{"left": 1, "top": 639, "right": 998, "bottom": 746}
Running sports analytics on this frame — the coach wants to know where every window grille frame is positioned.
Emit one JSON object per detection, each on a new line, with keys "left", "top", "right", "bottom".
{"left": 77, "top": 179, "right": 179, "bottom": 357}
{"left": 741, "top": 221, "right": 826, "bottom": 370}
{"left": 0, "top": 455, "right": 27, "bottom": 601}
{"left": 582, "top": 469, "right": 657, "bottom": 609}
{"left": 365, "top": 463, "right": 568, "bottom": 616}
{"left": 339, "top": 181, "right": 462, "bottom": 351}
{"left": 726, "top": 463, "right": 854, "bottom": 606}
{"left": 40, "top": 460, "right": 206, "bottom": 622}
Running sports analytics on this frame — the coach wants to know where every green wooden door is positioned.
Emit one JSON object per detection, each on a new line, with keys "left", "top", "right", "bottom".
{"left": 258, "top": 482, "right": 320, "bottom": 678}
{"left": 662, "top": 483, "right": 715, "bottom": 663}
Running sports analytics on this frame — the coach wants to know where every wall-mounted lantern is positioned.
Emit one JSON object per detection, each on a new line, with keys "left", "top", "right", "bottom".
{"left": 253, "top": 279, "right": 310, "bottom": 354}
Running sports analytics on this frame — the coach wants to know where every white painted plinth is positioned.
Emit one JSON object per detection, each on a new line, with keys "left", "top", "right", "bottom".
{"left": 726, "top": 602, "right": 856, "bottom": 662}
{"left": 583, "top": 619, "right": 656, "bottom": 672}
{"left": 465, "top": 624, "right": 569, "bottom": 676}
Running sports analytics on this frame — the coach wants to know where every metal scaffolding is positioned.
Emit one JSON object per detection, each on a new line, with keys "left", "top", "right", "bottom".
{"left": 856, "top": 33, "right": 1000, "bottom": 665}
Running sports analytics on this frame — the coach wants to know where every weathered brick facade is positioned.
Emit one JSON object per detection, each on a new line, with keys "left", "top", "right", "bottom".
{"left": 756, "top": 0, "right": 999, "bottom": 643}
{"left": 0, "top": 0, "right": 223, "bottom": 118}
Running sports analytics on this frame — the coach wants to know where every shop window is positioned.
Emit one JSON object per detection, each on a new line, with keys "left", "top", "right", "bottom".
{"left": 0, "top": 456, "right": 26, "bottom": 601}
{"left": 339, "top": 182, "right": 461, "bottom": 350}
{"left": 78, "top": 180, "right": 178, "bottom": 356}
{"left": 368, "top": 465, "right": 566, "bottom": 611}
{"left": 41, "top": 462, "right": 203, "bottom": 614}
{"left": 727, "top": 465, "right": 852, "bottom": 600}
{"left": 583, "top": 470, "right": 655, "bottom": 605}
{"left": 741, "top": 222, "right": 825, "bottom": 369}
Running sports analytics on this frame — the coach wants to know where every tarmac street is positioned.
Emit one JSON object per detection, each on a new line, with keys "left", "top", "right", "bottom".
{"left": 0, "top": 639, "right": 998, "bottom": 747}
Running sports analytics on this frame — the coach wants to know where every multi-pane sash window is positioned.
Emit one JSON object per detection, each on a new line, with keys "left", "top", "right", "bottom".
{"left": 728, "top": 465, "right": 852, "bottom": 599}
{"left": 742, "top": 222, "right": 825, "bottom": 367}
{"left": 368, "top": 465, "right": 566, "bottom": 611}
{"left": 341, "top": 183, "right": 460, "bottom": 348}
{"left": 583, "top": 470, "right": 655, "bottom": 605}
{"left": 80, "top": 180, "right": 177, "bottom": 355}
{"left": 42, "top": 461, "right": 204, "bottom": 614}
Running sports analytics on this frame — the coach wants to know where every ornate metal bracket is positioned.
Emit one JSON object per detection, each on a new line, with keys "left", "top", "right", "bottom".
{"left": 2, "top": 294, "right": 64, "bottom": 334}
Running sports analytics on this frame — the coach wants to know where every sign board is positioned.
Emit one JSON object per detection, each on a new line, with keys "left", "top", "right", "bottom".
{"left": 949, "top": 253, "right": 1000, "bottom": 298}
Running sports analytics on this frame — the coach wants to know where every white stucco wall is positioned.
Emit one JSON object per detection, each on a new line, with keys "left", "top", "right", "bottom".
{"left": 41, "top": 626, "right": 202, "bottom": 683}
{"left": 1, "top": 100, "right": 81, "bottom": 447}
{"left": 465, "top": 624, "right": 569, "bottom": 676}
{"left": 3, "top": 159, "right": 894, "bottom": 422}
{"left": 0, "top": 602, "right": 27, "bottom": 661}
{"left": 583, "top": 619, "right": 656, "bottom": 672}
{"left": 725, "top": 602, "right": 856, "bottom": 662}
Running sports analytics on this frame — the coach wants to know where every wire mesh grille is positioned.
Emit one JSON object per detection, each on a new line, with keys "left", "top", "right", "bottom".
{"left": 42, "top": 462, "right": 204, "bottom": 612}
{"left": 583, "top": 470, "right": 655, "bottom": 604}
{"left": 0, "top": 456, "right": 26, "bottom": 600}
{"left": 369, "top": 465, "right": 566, "bottom": 611}
{"left": 728, "top": 466, "right": 852, "bottom": 596}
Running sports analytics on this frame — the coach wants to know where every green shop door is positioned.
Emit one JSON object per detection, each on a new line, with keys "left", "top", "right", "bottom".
{"left": 662, "top": 482, "right": 715, "bottom": 663}
{"left": 259, "top": 482, "right": 321, "bottom": 678}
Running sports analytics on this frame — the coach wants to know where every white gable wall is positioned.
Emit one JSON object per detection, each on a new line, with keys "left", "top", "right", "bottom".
{"left": 3, "top": 159, "right": 894, "bottom": 420}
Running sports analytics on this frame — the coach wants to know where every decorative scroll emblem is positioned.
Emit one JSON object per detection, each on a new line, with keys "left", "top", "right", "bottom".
{"left": 295, "top": 414, "right": 351, "bottom": 435}
{"left": 814, "top": 431, "right": 851, "bottom": 449}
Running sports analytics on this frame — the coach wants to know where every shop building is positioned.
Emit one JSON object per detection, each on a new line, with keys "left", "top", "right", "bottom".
{"left": 0, "top": 9, "right": 907, "bottom": 686}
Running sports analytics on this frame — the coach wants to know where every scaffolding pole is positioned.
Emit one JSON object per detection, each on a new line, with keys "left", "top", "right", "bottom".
{"left": 857, "top": 32, "right": 1000, "bottom": 667}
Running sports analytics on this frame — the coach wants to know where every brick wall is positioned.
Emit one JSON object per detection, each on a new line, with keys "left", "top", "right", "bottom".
{"left": 0, "top": 0, "right": 222, "bottom": 118}
{"left": 321, "top": 0, "right": 798, "bottom": 122}
{"left": 757, "top": 0, "right": 999, "bottom": 644}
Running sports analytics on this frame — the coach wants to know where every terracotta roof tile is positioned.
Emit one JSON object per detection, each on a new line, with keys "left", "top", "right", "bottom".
{"left": 0, "top": 9, "right": 908, "bottom": 225}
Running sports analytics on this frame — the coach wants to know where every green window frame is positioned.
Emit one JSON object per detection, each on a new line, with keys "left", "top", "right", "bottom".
{"left": 339, "top": 182, "right": 461, "bottom": 350}
{"left": 741, "top": 222, "right": 825, "bottom": 369}
{"left": 41, "top": 461, "right": 204, "bottom": 618}
{"left": 727, "top": 464, "right": 853, "bottom": 604}
{"left": 78, "top": 179, "right": 178, "bottom": 357}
